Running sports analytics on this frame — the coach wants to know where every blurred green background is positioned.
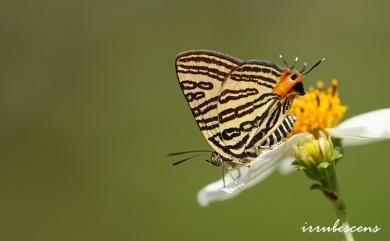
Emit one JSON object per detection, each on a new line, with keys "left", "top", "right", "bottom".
{"left": 1, "top": 0, "right": 389, "bottom": 240}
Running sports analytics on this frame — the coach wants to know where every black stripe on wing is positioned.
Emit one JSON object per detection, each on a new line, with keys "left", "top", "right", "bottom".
{"left": 175, "top": 50, "right": 243, "bottom": 161}
{"left": 260, "top": 115, "right": 297, "bottom": 147}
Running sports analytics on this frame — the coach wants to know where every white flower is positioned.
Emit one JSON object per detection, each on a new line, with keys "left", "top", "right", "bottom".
{"left": 197, "top": 108, "right": 390, "bottom": 207}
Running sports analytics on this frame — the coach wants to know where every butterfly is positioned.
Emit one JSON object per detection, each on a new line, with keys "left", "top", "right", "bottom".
{"left": 173, "top": 50, "right": 324, "bottom": 170}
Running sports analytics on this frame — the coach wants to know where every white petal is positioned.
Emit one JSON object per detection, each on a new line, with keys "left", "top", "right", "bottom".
{"left": 197, "top": 166, "right": 274, "bottom": 207}
{"left": 197, "top": 134, "right": 307, "bottom": 207}
{"left": 278, "top": 155, "right": 297, "bottom": 174}
{"left": 327, "top": 108, "right": 390, "bottom": 146}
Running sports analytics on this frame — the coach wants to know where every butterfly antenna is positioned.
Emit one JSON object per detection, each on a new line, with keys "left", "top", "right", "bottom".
{"left": 279, "top": 54, "right": 289, "bottom": 68}
{"left": 304, "top": 57, "right": 326, "bottom": 75}
{"left": 166, "top": 150, "right": 212, "bottom": 156}
{"left": 300, "top": 62, "right": 308, "bottom": 73}
{"left": 291, "top": 56, "right": 299, "bottom": 70}
{"left": 171, "top": 154, "right": 203, "bottom": 166}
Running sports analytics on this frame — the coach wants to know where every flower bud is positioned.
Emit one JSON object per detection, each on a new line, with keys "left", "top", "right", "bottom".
{"left": 293, "top": 131, "right": 334, "bottom": 181}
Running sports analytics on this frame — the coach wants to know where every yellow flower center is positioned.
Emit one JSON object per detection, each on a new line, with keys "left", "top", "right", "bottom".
{"left": 289, "top": 79, "right": 347, "bottom": 135}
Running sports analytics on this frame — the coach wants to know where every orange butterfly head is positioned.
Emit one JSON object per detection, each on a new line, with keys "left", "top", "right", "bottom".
{"left": 273, "top": 69, "right": 304, "bottom": 98}
{"left": 273, "top": 56, "right": 325, "bottom": 98}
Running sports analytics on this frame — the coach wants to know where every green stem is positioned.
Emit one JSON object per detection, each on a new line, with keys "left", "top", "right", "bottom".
{"left": 322, "top": 165, "right": 355, "bottom": 241}
{"left": 334, "top": 198, "right": 347, "bottom": 223}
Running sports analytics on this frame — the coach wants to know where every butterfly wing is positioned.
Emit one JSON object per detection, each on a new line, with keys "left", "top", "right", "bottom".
{"left": 245, "top": 94, "right": 295, "bottom": 151}
{"left": 259, "top": 114, "right": 297, "bottom": 148}
{"left": 216, "top": 60, "right": 295, "bottom": 161}
{"left": 175, "top": 50, "right": 242, "bottom": 160}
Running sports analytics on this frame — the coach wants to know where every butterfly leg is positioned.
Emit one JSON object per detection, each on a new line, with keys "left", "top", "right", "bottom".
{"left": 222, "top": 163, "right": 226, "bottom": 188}
{"left": 231, "top": 160, "right": 250, "bottom": 168}
{"left": 227, "top": 167, "right": 239, "bottom": 187}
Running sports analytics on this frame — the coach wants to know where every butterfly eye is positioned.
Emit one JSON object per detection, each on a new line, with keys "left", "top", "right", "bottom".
{"left": 291, "top": 73, "right": 298, "bottom": 81}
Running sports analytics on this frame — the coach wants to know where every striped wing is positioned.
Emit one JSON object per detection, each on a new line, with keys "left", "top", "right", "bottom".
{"left": 175, "top": 50, "right": 242, "bottom": 159}
{"left": 216, "top": 60, "right": 293, "bottom": 160}
{"left": 259, "top": 114, "right": 297, "bottom": 148}
{"left": 245, "top": 95, "right": 295, "bottom": 150}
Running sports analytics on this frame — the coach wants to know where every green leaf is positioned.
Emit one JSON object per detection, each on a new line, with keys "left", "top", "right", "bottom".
{"left": 331, "top": 137, "right": 342, "bottom": 148}
{"left": 309, "top": 183, "right": 323, "bottom": 190}
{"left": 331, "top": 137, "right": 344, "bottom": 154}
{"left": 332, "top": 147, "right": 343, "bottom": 162}
{"left": 318, "top": 162, "right": 330, "bottom": 169}
{"left": 292, "top": 160, "right": 299, "bottom": 166}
